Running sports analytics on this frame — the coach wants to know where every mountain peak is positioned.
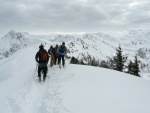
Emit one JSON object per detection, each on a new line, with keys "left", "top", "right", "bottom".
{"left": 2, "top": 30, "right": 16, "bottom": 39}
{"left": 9, "top": 30, "right": 16, "bottom": 34}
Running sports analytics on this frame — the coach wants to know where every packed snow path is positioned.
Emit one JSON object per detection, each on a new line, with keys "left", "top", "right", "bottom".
{"left": 0, "top": 44, "right": 70, "bottom": 113}
{"left": 1, "top": 65, "right": 71, "bottom": 113}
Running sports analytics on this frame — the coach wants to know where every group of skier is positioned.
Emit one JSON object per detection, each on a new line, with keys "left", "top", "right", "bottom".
{"left": 35, "top": 42, "right": 67, "bottom": 81}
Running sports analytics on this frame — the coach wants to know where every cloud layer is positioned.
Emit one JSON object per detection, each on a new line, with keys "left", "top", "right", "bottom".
{"left": 0, "top": 0, "right": 150, "bottom": 35}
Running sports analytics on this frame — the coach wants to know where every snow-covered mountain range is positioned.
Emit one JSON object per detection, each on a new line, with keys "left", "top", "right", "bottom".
{"left": 0, "top": 29, "right": 150, "bottom": 113}
{"left": 1, "top": 29, "right": 150, "bottom": 77}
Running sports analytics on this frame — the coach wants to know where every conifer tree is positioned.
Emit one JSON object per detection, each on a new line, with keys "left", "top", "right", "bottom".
{"left": 109, "top": 45, "right": 127, "bottom": 72}
{"left": 132, "top": 56, "right": 140, "bottom": 77}
{"left": 127, "top": 60, "right": 134, "bottom": 74}
{"left": 70, "top": 57, "right": 79, "bottom": 64}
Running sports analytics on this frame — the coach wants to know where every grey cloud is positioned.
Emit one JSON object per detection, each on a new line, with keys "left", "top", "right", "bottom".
{"left": 0, "top": 0, "right": 150, "bottom": 35}
{"left": 123, "top": 1, "right": 150, "bottom": 26}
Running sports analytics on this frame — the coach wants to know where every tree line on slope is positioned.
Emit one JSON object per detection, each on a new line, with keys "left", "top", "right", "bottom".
{"left": 70, "top": 45, "right": 140, "bottom": 77}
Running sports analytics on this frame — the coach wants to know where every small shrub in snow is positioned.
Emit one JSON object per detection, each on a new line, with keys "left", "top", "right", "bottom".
{"left": 137, "top": 48, "right": 146, "bottom": 58}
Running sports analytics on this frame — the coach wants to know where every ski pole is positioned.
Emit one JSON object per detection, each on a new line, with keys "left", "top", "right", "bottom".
{"left": 33, "top": 63, "right": 38, "bottom": 79}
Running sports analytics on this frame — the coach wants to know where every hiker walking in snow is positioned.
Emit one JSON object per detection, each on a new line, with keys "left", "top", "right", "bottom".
{"left": 57, "top": 42, "right": 67, "bottom": 68}
{"left": 48, "top": 45, "right": 55, "bottom": 67}
{"left": 48, "top": 45, "right": 53, "bottom": 55}
{"left": 35, "top": 44, "right": 49, "bottom": 81}
{"left": 54, "top": 44, "right": 59, "bottom": 65}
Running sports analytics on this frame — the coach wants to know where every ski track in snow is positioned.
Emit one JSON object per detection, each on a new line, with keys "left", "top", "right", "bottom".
{"left": 3, "top": 65, "right": 71, "bottom": 113}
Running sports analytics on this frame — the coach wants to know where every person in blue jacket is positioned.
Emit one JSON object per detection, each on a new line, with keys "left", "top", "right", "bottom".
{"left": 57, "top": 42, "right": 67, "bottom": 68}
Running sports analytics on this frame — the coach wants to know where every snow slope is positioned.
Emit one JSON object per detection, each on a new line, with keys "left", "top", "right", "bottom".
{"left": 0, "top": 30, "right": 40, "bottom": 59}
{"left": 47, "top": 30, "right": 150, "bottom": 78}
{"left": 0, "top": 41, "right": 150, "bottom": 113}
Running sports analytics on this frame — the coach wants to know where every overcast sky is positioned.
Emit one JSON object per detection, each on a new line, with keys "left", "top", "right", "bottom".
{"left": 0, "top": 0, "right": 150, "bottom": 36}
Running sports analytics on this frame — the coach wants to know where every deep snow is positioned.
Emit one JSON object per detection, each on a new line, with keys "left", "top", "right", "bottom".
{"left": 0, "top": 42, "right": 150, "bottom": 113}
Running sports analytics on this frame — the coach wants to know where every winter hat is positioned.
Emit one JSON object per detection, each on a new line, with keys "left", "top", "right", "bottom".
{"left": 39, "top": 44, "right": 44, "bottom": 49}
{"left": 62, "top": 42, "right": 65, "bottom": 45}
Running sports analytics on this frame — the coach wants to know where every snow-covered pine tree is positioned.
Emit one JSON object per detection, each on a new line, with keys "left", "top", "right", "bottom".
{"left": 132, "top": 56, "right": 140, "bottom": 77}
{"left": 109, "top": 45, "right": 127, "bottom": 72}
{"left": 127, "top": 60, "right": 134, "bottom": 74}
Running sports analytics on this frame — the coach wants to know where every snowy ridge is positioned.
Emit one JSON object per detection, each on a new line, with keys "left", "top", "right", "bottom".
{"left": 67, "top": 32, "right": 118, "bottom": 59}
{"left": 50, "top": 34, "right": 76, "bottom": 42}
{"left": 0, "top": 30, "right": 40, "bottom": 59}
{"left": 64, "top": 30, "right": 150, "bottom": 77}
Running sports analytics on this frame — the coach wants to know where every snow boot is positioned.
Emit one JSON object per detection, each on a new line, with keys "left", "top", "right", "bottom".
{"left": 43, "top": 77, "right": 46, "bottom": 82}
{"left": 39, "top": 77, "right": 41, "bottom": 82}
{"left": 59, "top": 64, "right": 61, "bottom": 68}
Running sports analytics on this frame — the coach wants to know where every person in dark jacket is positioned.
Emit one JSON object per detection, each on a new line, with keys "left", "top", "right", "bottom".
{"left": 57, "top": 42, "right": 67, "bottom": 68}
{"left": 35, "top": 44, "right": 49, "bottom": 81}
{"left": 54, "top": 44, "right": 59, "bottom": 65}
{"left": 48, "top": 45, "right": 53, "bottom": 55}
{"left": 48, "top": 45, "right": 55, "bottom": 67}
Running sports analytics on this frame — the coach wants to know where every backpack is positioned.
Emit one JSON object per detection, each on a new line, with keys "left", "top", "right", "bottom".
{"left": 39, "top": 50, "right": 48, "bottom": 61}
{"left": 59, "top": 45, "right": 65, "bottom": 53}
{"left": 52, "top": 48, "right": 56, "bottom": 54}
